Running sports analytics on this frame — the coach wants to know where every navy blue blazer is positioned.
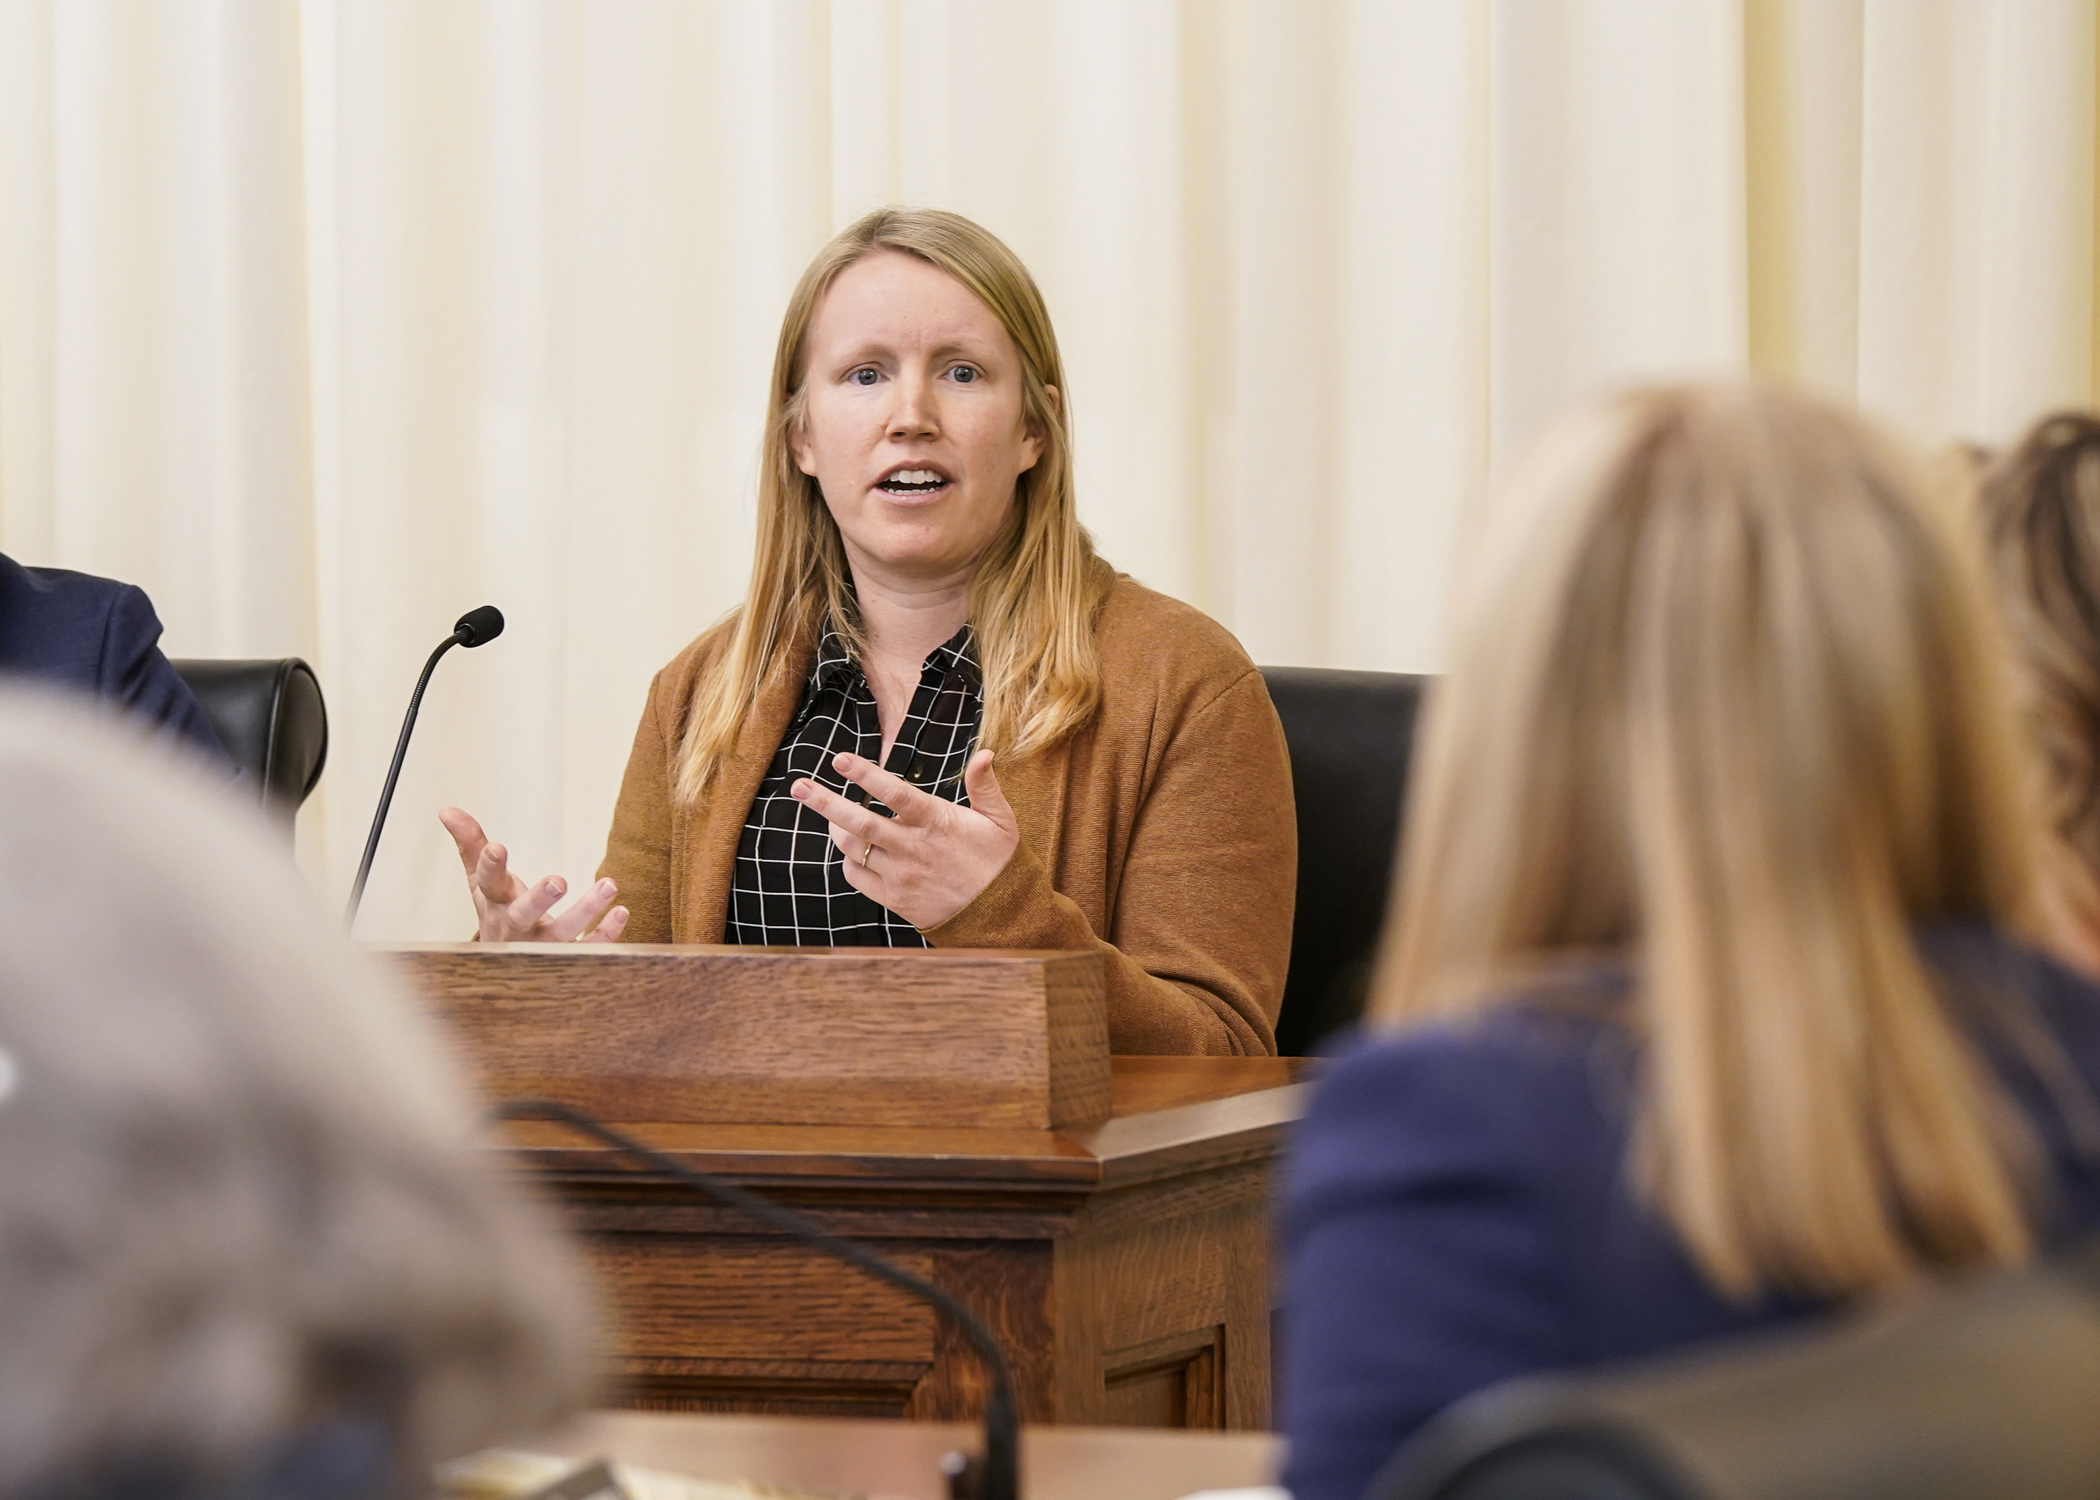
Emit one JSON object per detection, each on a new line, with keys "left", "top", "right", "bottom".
{"left": 1278, "top": 925, "right": 2100, "bottom": 1500}
{"left": 0, "top": 553, "right": 227, "bottom": 761}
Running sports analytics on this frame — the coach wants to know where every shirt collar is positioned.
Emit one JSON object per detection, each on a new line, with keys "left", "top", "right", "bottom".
{"left": 812, "top": 618, "right": 857, "bottom": 689}
{"left": 929, "top": 621, "right": 983, "bottom": 690}
{"left": 810, "top": 616, "right": 982, "bottom": 693}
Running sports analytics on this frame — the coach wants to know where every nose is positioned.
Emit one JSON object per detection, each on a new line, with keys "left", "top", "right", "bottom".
{"left": 888, "top": 369, "right": 939, "bottom": 441}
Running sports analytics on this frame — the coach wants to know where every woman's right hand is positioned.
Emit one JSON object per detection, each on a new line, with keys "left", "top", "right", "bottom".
{"left": 439, "top": 806, "right": 630, "bottom": 943}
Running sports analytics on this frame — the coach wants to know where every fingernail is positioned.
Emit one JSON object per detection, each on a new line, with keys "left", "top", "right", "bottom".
{"left": 598, "top": 879, "right": 615, "bottom": 896}
{"left": 790, "top": 780, "right": 808, "bottom": 800}
{"left": 547, "top": 879, "right": 565, "bottom": 897}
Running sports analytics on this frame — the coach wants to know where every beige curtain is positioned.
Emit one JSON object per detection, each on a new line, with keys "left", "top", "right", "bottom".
{"left": 0, "top": 0, "right": 2094, "bottom": 938}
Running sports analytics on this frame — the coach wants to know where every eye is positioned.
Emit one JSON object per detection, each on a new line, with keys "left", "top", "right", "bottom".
{"left": 848, "top": 367, "right": 881, "bottom": 387}
{"left": 948, "top": 364, "right": 981, "bottom": 384}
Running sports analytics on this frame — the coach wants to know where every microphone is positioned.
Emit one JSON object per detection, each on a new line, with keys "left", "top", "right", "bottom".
{"left": 344, "top": 606, "right": 506, "bottom": 927}
{"left": 487, "top": 1098, "right": 1020, "bottom": 1500}
{"left": 454, "top": 604, "right": 505, "bottom": 647}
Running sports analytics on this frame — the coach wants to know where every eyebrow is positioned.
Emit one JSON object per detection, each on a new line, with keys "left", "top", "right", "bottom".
{"left": 827, "top": 338, "right": 1004, "bottom": 369}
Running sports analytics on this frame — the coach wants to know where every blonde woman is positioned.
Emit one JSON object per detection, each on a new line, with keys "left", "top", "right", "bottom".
{"left": 1277, "top": 384, "right": 2100, "bottom": 1500}
{"left": 1978, "top": 413, "right": 2100, "bottom": 970}
{"left": 441, "top": 208, "right": 1295, "bottom": 1055}
{"left": 0, "top": 690, "right": 593, "bottom": 1498}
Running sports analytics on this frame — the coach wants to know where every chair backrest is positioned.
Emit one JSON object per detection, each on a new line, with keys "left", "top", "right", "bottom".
{"left": 1258, "top": 667, "right": 1430, "bottom": 1055}
{"left": 1370, "top": 1241, "right": 2100, "bottom": 1500}
{"left": 170, "top": 658, "right": 329, "bottom": 827}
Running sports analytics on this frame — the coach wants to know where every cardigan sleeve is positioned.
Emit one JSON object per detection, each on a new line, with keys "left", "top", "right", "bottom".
{"left": 922, "top": 666, "right": 1295, "bottom": 1055}
{"left": 1277, "top": 1032, "right": 1578, "bottom": 1500}
{"left": 596, "top": 670, "right": 676, "bottom": 943}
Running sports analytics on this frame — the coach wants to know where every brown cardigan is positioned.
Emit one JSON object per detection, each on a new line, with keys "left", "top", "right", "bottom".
{"left": 597, "top": 576, "right": 1296, "bottom": 1055}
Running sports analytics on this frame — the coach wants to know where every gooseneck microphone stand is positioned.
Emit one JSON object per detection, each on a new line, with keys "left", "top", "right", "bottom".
{"left": 487, "top": 1098, "right": 1022, "bottom": 1500}
{"left": 345, "top": 605, "right": 506, "bottom": 928}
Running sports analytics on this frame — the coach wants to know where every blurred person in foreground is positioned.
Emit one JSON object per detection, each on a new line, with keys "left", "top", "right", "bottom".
{"left": 1978, "top": 413, "right": 2100, "bottom": 971}
{"left": 1277, "top": 383, "right": 2100, "bottom": 1500}
{"left": 0, "top": 689, "right": 594, "bottom": 1500}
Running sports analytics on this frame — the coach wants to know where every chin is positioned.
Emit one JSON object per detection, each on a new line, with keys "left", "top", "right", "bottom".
{"left": 851, "top": 534, "right": 984, "bottom": 579}
{"left": 872, "top": 547, "right": 972, "bottom": 575}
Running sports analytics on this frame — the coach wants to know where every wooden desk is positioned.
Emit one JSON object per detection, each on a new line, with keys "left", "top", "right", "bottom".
{"left": 533, "top": 1407, "right": 1284, "bottom": 1500}
{"left": 503, "top": 1057, "right": 1313, "bottom": 1430}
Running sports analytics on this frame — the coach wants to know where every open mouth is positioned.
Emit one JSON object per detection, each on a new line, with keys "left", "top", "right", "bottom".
{"left": 877, "top": 466, "right": 953, "bottom": 497}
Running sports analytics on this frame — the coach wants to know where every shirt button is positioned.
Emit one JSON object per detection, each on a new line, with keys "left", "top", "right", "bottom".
{"left": 906, "top": 756, "right": 929, "bottom": 783}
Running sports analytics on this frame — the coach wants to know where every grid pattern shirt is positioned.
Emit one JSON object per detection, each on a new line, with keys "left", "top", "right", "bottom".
{"left": 724, "top": 619, "right": 983, "bottom": 946}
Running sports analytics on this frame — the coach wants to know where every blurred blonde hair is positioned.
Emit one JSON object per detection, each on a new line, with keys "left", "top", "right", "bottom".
{"left": 0, "top": 691, "right": 594, "bottom": 1495}
{"left": 674, "top": 206, "right": 1112, "bottom": 801}
{"left": 1978, "top": 412, "right": 2100, "bottom": 961}
{"left": 1372, "top": 382, "right": 2042, "bottom": 1299}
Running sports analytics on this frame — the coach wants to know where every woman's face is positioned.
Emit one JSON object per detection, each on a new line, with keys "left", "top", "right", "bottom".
{"left": 792, "top": 250, "right": 1048, "bottom": 588}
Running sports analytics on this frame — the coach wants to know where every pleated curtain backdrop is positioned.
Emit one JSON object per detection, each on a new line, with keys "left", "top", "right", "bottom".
{"left": 0, "top": 0, "right": 2094, "bottom": 938}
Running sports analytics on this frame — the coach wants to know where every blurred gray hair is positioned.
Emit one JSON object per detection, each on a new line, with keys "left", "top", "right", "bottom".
{"left": 0, "top": 688, "right": 595, "bottom": 1496}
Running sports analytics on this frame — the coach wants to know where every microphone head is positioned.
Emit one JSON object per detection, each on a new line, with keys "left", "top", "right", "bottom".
{"left": 454, "top": 605, "right": 505, "bottom": 648}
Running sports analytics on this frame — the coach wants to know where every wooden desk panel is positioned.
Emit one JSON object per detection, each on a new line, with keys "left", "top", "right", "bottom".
{"left": 401, "top": 944, "right": 1111, "bottom": 1129}
{"left": 506, "top": 1057, "right": 1315, "bottom": 1430}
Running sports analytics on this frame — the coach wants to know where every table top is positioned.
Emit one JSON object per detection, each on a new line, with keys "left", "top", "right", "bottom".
{"left": 529, "top": 1407, "right": 1284, "bottom": 1500}
{"left": 498, "top": 1057, "right": 1318, "bottom": 1191}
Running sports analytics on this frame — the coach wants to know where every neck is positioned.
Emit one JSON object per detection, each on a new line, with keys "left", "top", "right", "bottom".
{"left": 848, "top": 564, "right": 974, "bottom": 671}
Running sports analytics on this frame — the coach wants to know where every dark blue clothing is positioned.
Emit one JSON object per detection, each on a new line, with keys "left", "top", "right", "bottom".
{"left": 0, "top": 553, "right": 227, "bottom": 761}
{"left": 1278, "top": 925, "right": 2100, "bottom": 1500}
{"left": 22, "top": 1415, "right": 393, "bottom": 1500}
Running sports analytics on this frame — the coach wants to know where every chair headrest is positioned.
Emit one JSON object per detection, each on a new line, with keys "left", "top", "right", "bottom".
{"left": 169, "top": 658, "right": 329, "bottom": 821}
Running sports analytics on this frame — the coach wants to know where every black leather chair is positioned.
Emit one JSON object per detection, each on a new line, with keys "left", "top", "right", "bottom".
{"left": 1259, "top": 667, "right": 1430, "bottom": 1056}
{"left": 171, "top": 658, "right": 329, "bottom": 829}
{"left": 1370, "top": 1241, "right": 2100, "bottom": 1500}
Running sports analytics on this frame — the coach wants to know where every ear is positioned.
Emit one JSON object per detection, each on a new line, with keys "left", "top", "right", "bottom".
{"left": 1019, "top": 385, "right": 1058, "bottom": 474}
{"left": 789, "top": 407, "right": 818, "bottom": 478}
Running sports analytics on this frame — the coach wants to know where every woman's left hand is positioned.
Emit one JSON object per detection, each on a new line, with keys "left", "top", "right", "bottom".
{"left": 790, "top": 748, "right": 1019, "bottom": 930}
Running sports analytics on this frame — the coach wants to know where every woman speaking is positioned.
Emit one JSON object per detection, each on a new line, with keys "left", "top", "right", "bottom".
{"left": 440, "top": 208, "right": 1295, "bottom": 1056}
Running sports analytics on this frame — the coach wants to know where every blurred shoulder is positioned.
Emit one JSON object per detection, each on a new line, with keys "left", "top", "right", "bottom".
{"left": 1311, "top": 1006, "right": 1626, "bottom": 1130}
{"left": 2031, "top": 947, "right": 2100, "bottom": 1059}
{"left": 1921, "top": 920, "right": 2100, "bottom": 1044}
{"left": 1286, "top": 1003, "right": 1635, "bottom": 1218}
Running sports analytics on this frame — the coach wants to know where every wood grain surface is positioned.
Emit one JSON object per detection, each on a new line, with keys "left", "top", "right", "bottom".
{"left": 502, "top": 1057, "right": 1309, "bottom": 1430}
{"left": 388, "top": 943, "right": 1111, "bottom": 1129}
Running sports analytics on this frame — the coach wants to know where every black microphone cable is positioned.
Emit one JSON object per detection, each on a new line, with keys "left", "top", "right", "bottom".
{"left": 486, "top": 1097, "right": 1020, "bottom": 1500}
{"left": 345, "top": 605, "right": 506, "bottom": 927}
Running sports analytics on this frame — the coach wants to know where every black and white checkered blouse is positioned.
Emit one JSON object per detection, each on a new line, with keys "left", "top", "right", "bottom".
{"left": 724, "top": 618, "right": 983, "bottom": 946}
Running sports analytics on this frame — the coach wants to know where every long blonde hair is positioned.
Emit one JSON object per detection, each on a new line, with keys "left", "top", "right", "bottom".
{"left": 675, "top": 207, "right": 1111, "bottom": 801}
{"left": 1374, "top": 382, "right": 2043, "bottom": 1299}
{"left": 1979, "top": 413, "right": 2100, "bottom": 954}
